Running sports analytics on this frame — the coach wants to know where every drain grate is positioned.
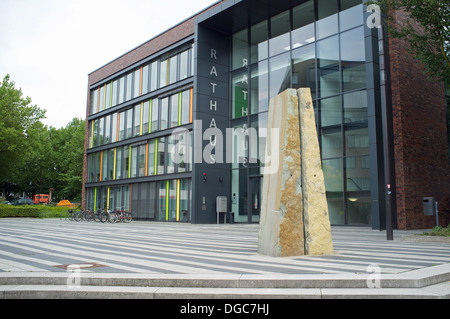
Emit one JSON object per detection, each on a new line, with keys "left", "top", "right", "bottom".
{"left": 54, "top": 263, "right": 108, "bottom": 270}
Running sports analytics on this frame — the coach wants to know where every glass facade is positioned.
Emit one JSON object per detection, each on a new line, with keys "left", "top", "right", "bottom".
{"left": 86, "top": 43, "right": 194, "bottom": 221}
{"left": 230, "top": 0, "right": 370, "bottom": 225}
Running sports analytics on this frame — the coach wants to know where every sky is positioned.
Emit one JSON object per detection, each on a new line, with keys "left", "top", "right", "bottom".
{"left": 0, "top": 0, "right": 218, "bottom": 129}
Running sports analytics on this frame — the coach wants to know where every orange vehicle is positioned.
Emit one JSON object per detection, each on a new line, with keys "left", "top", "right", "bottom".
{"left": 33, "top": 194, "right": 50, "bottom": 204}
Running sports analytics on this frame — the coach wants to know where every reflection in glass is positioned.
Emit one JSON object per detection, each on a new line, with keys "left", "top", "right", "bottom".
{"left": 269, "top": 53, "right": 290, "bottom": 100}
{"left": 250, "top": 20, "right": 268, "bottom": 63}
{"left": 292, "top": 0, "right": 315, "bottom": 48}
{"left": 321, "top": 96, "right": 341, "bottom": 127}
{"left": 341, "top": 26, "right": 366, "bottom": 92}
{"left": 232, "top": 29, "right": 248, "bottom": 70}
{"left": 292, "top": 44, "right": 316, "bottom": 99}
{"left": 269, "top": 10, "right": 290, "bottom": 57}
{"left": 323, "top": 158, "right": 344, "bottom": 224}
{"left": 318, "top": 35, "right": 340, "bottom": 98}
{"left": 232, "top": 72, "right": 249, "bottom": 118}
{"left": 347, "top": 197, "right": 371, "bottom": 225}
{"left": 344, "top": 90, "right": 368, "bottom": 124}
{"left": 316, "top": 0, "right": 338, "bottom": 40}
{"left": 340, "top": 1, "right": 364, "bottom": 31}
{"left": 345, "top": 127, "right": 369, "bottom": 156}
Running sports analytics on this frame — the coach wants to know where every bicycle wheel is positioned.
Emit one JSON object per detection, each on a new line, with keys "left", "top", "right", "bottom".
{"left": 94, "top": 210, "right": 102, "bottom": 223}
{"left": 124, "top": 211, "right": 133, "bottom": 223}
{"left": 74, "top": 210, "right": 82, "bottom": 222}
{"left": 100, "top": 211, "right": 109, "bottom": 223}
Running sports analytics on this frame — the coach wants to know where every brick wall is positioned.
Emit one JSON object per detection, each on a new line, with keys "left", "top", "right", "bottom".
{"left": 389, "top": 11, "right": 450, "bottom": 229}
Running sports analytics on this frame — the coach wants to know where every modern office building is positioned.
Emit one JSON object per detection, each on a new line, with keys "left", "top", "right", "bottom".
{"left": 82, "top": 0, "right": 450, "bottom": 230}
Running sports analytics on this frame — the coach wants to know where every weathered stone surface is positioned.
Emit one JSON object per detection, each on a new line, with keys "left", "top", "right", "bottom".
{"left": 258, "top": 88, "right": 334, "bottom": 257}
{"left": 298, "top": 88, "right": 334, "bottom": 256}
{"left": 258, "top": 89, "right": 305, "bottom": 257}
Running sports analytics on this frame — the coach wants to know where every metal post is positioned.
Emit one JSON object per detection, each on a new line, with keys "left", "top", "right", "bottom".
{"left": 379, "top": 26, "right": 394, "bottom": 241}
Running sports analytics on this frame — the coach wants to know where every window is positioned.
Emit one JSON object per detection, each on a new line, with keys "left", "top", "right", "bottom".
{"left": 119, "top": 76, "right": 125, "bottom": 104}
{"left": 118, "top": 112, "right": 125, "bottom": 141}
{"left": 130, "top": 146, "right": 138, "bottom": 178}
{"left": 318, "top": 35, "right": 340, "bottom": 98}
{"left": 91, "top": 89, "right": 98, "bottom": 115}
{"left": 292, "top": 0, "right": 315, "bottom": 49}
{"left": 179, "top": 50, "right": 189, "bottom": 80}
{"left": 99, "top": 86, "right": 105, "bottom": 111}
{"left": 169, "top": 55, "right": 178, "bottom": 84}
{"left": 111, "top": 113, "right": 118, "bottom": 143}
{"left": 232, "top": 29, "right": 248, "bottom": 70}
{"left": 126, "top": 108, "right": 133, "bottom": 139}
{"left": 167, "top": 135, "right": 176, "bottom": 174}
{"left": 150, "top": 61, "right": 158, "bottom": 92}
{"left": 158, "top": 181, "right": 167, "bottom": 221}
{"left": 123, "top": 145, "right": 130, "bottom": 179}
{"left": 160, "top": 59, "right": 168, "bottom": 88}
{"left": 134, "top": 103, "right": 141, "bottom": 137}
{"left": 116, "top": 148, "right": 122, "bottom": 180}
{"left": 269, "top": 10, "right": 290, "bottom": 57}
{"left": 170, "top": 93, "right": 179, "bottom": 128}
{"left": 105, "top": 83, "right": 111, "bottom": 110}
{"left": 340, "top": 26, "right": 366, "bottom": 92}
{"left": 157, "top": 137, "right": 166, "bottom": 175}
{"left": 269, "top": 52, "right": 290, "bottom": 100}
{"left": 142, "top": 101, "right": 150, "bottom": 134}
{"left": 133, "top": 68, "right": 141, "bottom": 99}
{"left": 160, "top": 97, "right": 169, "bottom": 130}
{"left": 104, "top": 115, "right": 111, "bottom": 144}
{"left": 317, "top": 0, "right": 338, "bottom": 40}
{"left": 142, "top": 65, "right": 149, "bottom": 95}
{"left": 250, "top": 20, "right": 268, "bottom": 63}
{"left": 148, "top": 139, "right": 156, "bottom": 176}
{"left": 181, "top": 90, "right": 191, "bottom": 125}
{"left": 139, "top": 145, "right": 146, "bottom": 177}
{"left": 151, "top": 99, "right": 159, "bottom": 132}
{"left": 126, "top": 73, "right": 133, "bottom": 101}
{"left": 112, "top": 80, "right": 118, "bottom": 107}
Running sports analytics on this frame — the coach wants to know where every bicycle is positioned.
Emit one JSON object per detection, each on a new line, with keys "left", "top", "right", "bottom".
{"left": 108, "top": 208, "right": 133, "bottom": 224}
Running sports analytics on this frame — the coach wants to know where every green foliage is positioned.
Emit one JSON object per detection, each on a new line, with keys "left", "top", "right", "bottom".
{"left": 0, "top": 205, "right": 40, "bottom": 218}
{"left": 422, "top": 224, "right": 450, "bottom": 237}
{"left": 0, "top": 74, "right": 85, "bottom": 202}
{"left": 0, "top": 204, "right": 71, "bottom": 219}
{"left": 368, "top": 0, "right": 450, "bottom": 82}
{"left": 0, "top": 75, "right": 46, "bottom": 181}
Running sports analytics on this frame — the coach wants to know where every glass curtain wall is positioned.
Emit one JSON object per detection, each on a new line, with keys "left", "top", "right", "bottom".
{"left": 231, "top": 0, "right": 370, "bottom": 225}
{"left": 86, "top": 178, "right": 191, "bottom": 222}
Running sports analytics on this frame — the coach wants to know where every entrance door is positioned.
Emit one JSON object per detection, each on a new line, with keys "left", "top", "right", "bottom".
{"left": 248, "top": 176, "right": 262, "bottom": 223}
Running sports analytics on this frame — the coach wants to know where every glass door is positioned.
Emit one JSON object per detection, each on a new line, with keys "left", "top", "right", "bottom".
{"left": 248, "top": 176, "right": 262, "bottom": 223}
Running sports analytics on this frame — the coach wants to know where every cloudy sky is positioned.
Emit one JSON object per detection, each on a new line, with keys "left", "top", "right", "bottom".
{"left": 0, "top": 0, "right": 218, "bottom": 128}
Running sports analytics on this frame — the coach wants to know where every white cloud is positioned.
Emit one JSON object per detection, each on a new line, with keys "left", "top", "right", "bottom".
{"left": 0, "top": 0, "right": 218, "bottom": 128}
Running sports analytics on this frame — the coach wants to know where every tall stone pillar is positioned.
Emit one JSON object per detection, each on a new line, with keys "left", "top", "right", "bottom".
{"left": 298, "top": 88, "right": 334, "bottom": 256}
{"left": 258, "top": 89, "right": 305, "bottom": 257}
{"left": 258, "top": 88, "right": 334, "bottom": 257}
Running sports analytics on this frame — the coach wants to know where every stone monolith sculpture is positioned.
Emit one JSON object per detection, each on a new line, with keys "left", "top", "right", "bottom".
{"left": 258, "top": 88, "right": 334, "bottom": 257}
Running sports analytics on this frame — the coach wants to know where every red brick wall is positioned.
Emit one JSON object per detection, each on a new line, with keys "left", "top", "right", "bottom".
{"left": 389, "top": 11, "right": 450, "bottom": 229}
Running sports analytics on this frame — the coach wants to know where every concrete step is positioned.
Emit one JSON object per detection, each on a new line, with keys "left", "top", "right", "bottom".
{"left": 1, "top": 282, "right": 449, "bottom": 299}
{"left": 1, "top": 264, "right": 449, "bottom": 299}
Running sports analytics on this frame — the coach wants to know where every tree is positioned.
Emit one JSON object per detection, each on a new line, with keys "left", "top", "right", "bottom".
{"left": 0, "top": 75, "right": 46, "bottom": 186}
{"left": 369, "top": 0, "right": 450, "bottom": 83}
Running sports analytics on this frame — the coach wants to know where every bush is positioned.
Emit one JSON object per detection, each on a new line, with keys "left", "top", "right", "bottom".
{"left": 0, "top": 205, "right": 40, "bottom": 218}
{"left": 0, "top": 204, "right": 71, "bottom": 219}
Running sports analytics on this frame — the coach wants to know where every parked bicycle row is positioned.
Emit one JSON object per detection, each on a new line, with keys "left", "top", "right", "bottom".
{"left": 63, "top": 208, "right": 133, "bottom": 224}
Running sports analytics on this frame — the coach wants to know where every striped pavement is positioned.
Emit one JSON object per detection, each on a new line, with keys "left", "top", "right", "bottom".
{"left": 0, "top": 218, "right": 449, "bottom": 275}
